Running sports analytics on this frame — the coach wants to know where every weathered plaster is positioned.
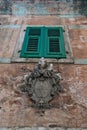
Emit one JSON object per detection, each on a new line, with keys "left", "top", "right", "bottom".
{"left": 0, "top": 0, "right": 87, "bottom": 128}
{"left": 0, "top": 64, "right": 87, "bottom": 127}
{"left": 0, "top": 127, "right": 86, "bottom": 130}
{"left": 0, "top": 0, "right": 87, "bottom": 16}
{"left": 0, "top": 0, "right": 73, "bottom": 15}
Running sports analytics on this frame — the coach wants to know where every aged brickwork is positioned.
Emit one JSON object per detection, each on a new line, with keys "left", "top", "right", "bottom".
{"left": 0, "top": 0, "right": 87, "bottom": 129}
{"left": 0, "top": 63, "right": 87, "bottom": 128}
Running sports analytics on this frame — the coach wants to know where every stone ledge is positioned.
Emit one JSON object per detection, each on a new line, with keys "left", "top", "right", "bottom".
{"left": 0, "top": 127, "right": 87, "bottom": 130}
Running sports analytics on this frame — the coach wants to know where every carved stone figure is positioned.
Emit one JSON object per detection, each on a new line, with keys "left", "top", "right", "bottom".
{"left": 20, "top": 57, "right": 62, "bottom": 109}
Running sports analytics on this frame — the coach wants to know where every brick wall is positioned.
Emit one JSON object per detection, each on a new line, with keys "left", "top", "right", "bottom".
{"left": 0, "top": 0, "right": 87, "bottom": 129}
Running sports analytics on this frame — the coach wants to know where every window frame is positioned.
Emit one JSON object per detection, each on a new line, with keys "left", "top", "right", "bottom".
{"left": 11, "top": 25, "right": 73, "bottom": 63}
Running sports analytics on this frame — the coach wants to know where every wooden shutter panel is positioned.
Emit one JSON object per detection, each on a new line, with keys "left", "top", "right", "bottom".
{"left": 20, "top": 27, "right": 42, "bottom": 58}
{"left": 48, "top": 29, "right": 60, "bottom": 36}
{"left": 49, "top": 37, "right": 60, "bottom": 53}
{"left": 44, "top": 27, "right": 66, "bottom": 58}
{"left": 26, "top": 36, "right": 39, "bottom": 52}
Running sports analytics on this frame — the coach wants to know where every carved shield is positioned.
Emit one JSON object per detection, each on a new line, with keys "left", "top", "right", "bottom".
{"left": 20, "top": 58, "right": 62, "bottom": 109}
{"left": 31, "top": 78, "right": 52, "bottom": 104}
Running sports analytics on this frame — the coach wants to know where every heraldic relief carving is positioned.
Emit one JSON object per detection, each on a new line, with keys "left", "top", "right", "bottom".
{"left": 20, "top": 58, "right": 63, "bottom": 109}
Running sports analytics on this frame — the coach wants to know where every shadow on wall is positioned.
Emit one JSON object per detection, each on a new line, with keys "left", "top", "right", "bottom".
{"left": 0, "top": 0, "right": 87, "bottom": 16}
{"left": 73, "top": 0, "right": 87, "bottom": 16}
{"left": 0, "top": 0, "right": 12, "bottom": 15}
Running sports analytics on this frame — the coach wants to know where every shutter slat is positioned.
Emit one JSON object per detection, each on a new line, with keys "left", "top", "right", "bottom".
{"left": 29, "top": 29, "right": 41, "bottom": 36}
{"left": 48, "top": 29, "right": 60, "bottom": 36}
{"left": 49, "top": 38, "right": 60, "bottom": 52}
{"left": 27, "top": 38, "right": 38, "bottom": 52}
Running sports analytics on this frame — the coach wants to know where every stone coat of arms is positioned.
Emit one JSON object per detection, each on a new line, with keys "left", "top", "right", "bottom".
{"left": 20, "top": 58, "right": 62, "bottom": 109}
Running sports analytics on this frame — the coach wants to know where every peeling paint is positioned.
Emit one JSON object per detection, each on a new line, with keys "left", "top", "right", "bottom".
{"left": 0, "top": 0, "right": 87, "bottom": 16}
{"left": 74, "top": 59, "right": 87, "bottom": 64}
{"left": 0, "top": 0, "right": 75, "bottom": 16}
{"left": 0, "top": 25, "right": 21, "bottom": 28}
{"left": 12, "top": 3, "right": 27, "bottom": 16}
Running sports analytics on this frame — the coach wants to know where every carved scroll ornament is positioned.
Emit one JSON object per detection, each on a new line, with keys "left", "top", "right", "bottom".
{"left": 20, "top": 58, "right": 62, "bottom": 109}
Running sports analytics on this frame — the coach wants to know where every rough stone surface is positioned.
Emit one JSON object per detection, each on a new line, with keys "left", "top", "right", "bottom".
{"left": 0, "top": 27, "right": 20, "bottom": 58}
{"left": 0, "top": 64, "right": 87, "bottom": 127}
{"left": 69, "top": 28, "right": 87, "bottom": 59}
{"left": 0, "top": 16, "right": 87, "bottom": 60}
{"left": 0, "top": 127, "right": 87, "bottom": 130}
{"left": 0, "top": 0, "right": 87, "bottom": 16}
{"left": 0, "top": 0, "right": 74, "bottom": 15}
{"left": 0, "top": 0, "right": 87, "bottom": 129}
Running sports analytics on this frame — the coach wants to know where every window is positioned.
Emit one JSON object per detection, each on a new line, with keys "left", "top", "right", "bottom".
{"left": 12, "top": 26, "right": 73, "bottom": 63}
{"left": 20, "top": 27, "right": 66, "bottom": 59}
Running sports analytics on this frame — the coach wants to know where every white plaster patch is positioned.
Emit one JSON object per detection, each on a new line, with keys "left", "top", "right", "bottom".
{"left": 80, "top": 36, "right": 87, "bottom": 43}
{"left": 69, "top": 81, "right": 87, "bottom": 108}
{"left": 75, "top": 67, "right": 82, "bottom": 76}
{"left": 0, "top": 127, "right": 86, "bottom": 130}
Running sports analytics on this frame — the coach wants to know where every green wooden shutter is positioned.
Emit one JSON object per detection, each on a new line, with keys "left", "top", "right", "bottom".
{"left": 49, "top": 37, "right": 60, "bottom": 52}
{"left": 20, "top": 26, "right": 66, "bottom": 59}
{"left": 44, "top": 27, "right": 66, "bottom": 58}
{"left": 20, "top": 27, "right": 42, "bottom": 58}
